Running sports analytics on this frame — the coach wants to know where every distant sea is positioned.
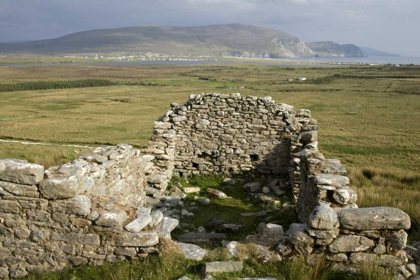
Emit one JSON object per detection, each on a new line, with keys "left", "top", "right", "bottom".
{"left": 288, "top": 56, "right": 420, "bottom": 65}
{"left": 1, "top": 56, "right": 419, "bottom": 67}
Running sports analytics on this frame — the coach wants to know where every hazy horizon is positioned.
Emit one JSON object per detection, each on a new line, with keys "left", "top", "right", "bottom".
{"left": 1, "top": 0, "right": 419, "bottom": 57}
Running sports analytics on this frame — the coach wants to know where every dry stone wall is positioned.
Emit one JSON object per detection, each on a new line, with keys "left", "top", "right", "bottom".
{"left": 0, "top": 145, "right": 177, "bottom": 279}
{"left": 145, "top": 93, "right": 318, "bottom": 202}
{"left": 277, "top": 125, "right": 413, "bottom": 276}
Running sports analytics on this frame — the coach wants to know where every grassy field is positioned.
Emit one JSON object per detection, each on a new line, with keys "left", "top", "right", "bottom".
{"left": 0, "top": 62, "right": 419, "bottom": 278}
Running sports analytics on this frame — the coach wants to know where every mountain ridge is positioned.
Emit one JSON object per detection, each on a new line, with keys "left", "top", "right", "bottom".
{"left": 0, "top": 24, "right": 315, "bottom": 58}
{"left": 0, "top": 24, "right": 395, "bottom": 59}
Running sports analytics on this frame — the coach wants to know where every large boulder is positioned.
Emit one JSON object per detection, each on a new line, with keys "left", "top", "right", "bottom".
{"left": 308, "top": 204, "right": 339, "bottom": 230}
{"left": 0, "top": 159, "right": 44, "bottom": 185}
{"left": 339, "top": 207, "right": 411, "bottom": 230}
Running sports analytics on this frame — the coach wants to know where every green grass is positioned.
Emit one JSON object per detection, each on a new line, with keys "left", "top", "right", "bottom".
{"left": 169, "top": 175, "right": 296, "bottom": 241}
{"left": 24, "top": 249, "right": 394, "bottom": 280}
{"left": 0, "top": 79, "right": 116, "bottom": 92}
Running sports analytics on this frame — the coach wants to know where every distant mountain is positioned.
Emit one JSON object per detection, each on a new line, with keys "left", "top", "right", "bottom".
{"left": 359, "top": 47, "right": 400, "bottom": 57}
{"left": 306, "top": 41, "right": 364, "bottom": 57}
{"left": 0, "top": 24, "right": 315, "bottom": 58}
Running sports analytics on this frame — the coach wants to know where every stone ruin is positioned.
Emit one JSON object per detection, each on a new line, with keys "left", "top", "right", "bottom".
{"left": 0, "top": 93, "right": 418, "bottom": 279}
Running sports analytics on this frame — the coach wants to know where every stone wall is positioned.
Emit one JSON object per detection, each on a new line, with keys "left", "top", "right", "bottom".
{"left": 0, "top": 145, "right": 177, "bottom": 279}
{"left": 278, "top": 125, "right": 412, "bottom": 276}
{"left": 144, "top": 93, "right": 318, "bottom": 203}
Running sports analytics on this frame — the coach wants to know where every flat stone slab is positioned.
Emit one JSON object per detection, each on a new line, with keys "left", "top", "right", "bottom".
{"left": 117, "top": 232, "right": 159, "bottom": 247}
{"left": 125, "top": 215, "right": 152, "bottom": 233}
{"left": 177, "top": 242, "right": 207, "bottom": 261}
{"left": 0, "top": 159, "right": 44, "bottom": 185}
{"left": 349, "top": 253, "right": 406, "bottom": 268}
{"left": 203, "top": 261, "right": 243, "bottom": 274}
{"left": 0, "top": 181, "right": 39, "bottom": 197}
{"left": 178, "top": 232, "right": 226, "bottom": 244}
{"left": 315, "top": 174, "right": 349, "bottom": 188}
{"left": 339, "top": 207, "right": 411, "bottom": 230}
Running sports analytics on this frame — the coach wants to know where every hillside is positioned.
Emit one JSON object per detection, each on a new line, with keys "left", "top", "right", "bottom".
{"left": 0, "top": 24, "right": 315, "bottom": 58}
{"left": 306, "top": 41, "right": 364, "bottom": 57}
{"left": 359, "top": 46, "right": 401, "bottom": 57}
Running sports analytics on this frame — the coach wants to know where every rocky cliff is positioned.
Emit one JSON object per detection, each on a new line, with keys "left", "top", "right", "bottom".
{"left": 306, "top": 41, "right": 364, "bottom": 57}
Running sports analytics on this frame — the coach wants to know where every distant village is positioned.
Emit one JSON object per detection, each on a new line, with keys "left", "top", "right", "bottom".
{"left": 286, "top": 77, "right": 307, "bottom": 82}
{"left": 63, "top": 52, "right": 212, "bottom": 61}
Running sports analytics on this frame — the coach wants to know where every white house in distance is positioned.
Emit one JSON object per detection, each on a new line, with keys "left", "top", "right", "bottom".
{"left": 297, "top": 77, "right": 307, "bottom": 81}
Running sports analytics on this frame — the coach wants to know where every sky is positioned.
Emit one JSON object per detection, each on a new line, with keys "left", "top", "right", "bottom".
{"left": 0, "top": 0, "right": 419, "bottom": 56}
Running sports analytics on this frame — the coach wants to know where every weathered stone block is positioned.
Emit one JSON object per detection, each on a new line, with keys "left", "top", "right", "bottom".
{"left": 300, "top": 131, "right": 318, "bottom": 143}
{"left": 328, "top": 235, "right": 375, "bottom": 253}
{"left": 177, "top": 242, "right": 207, "bottom": 261}
{"left": 306, "top": 228, "right": 339, "bottom": 240}
{"left": 0, "top": 200, "right": 21, "bottom": 214}
{"left": 117, "top": 232, "right": 159, "bottom": 247}
{"left": 315, "top": 174, "right": 349, "bottom": 188}
{"left": 339, "top": 207, "right": 411, "bottom": 230}
{"left": 51, "top": 195, "right": 91, "bottom": 216}
{"left": 159, "top": 217, "right": 179, "bottom": 239}
{"left": 51, "top": 233, "right": 100, "bottom": 246}
{"left": 308, "top": 204, "right": 339, "bottom": 230}
{"left": 0, "top": 159, "right": 44, "bottom": 185}
{"left": 125, "top": 208, "right": 152, "bottom": 233}
{"left": 39, "top": 176, "right": 83, "bottom": 199}
{"left": 386, "top": 230, "right": 408, "bottom": 252}
{"left": 0, "top": 181, "right": 39, "bottom": 197}
{"left": 333, "top": 186, "right": 357, "bottom": 205}
{"left": 95, "top": 210, "right": 128, "bottom": 227}
{"left": 349, "top": 252, "right": 406, "bottom": 267}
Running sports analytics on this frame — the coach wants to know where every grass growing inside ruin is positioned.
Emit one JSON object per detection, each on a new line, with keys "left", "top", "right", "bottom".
{"left": 24, "top": 244, "right": 394, "bottom": 280}
{"left": 169, "top": 175, "right": 296, "bottom": 241}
